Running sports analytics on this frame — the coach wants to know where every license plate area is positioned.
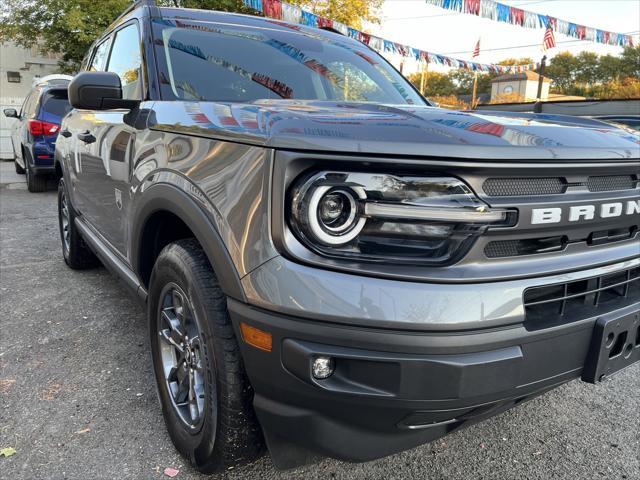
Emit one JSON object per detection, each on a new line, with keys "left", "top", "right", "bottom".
{"left": 582, "top": 309, "right": 640, "bottom": 383}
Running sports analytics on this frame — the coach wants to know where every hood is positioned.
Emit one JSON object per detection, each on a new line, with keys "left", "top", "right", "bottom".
{"left": 149, "top": 100, "right": 640, "bottom": 160}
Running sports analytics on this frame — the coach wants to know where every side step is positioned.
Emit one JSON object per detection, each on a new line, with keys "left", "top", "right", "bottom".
{"left": 75, "top": 216, "right": 148, "bottom": 302}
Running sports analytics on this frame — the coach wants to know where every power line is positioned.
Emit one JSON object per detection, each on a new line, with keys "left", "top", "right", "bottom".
{"left": 441, "top": 30, "right": 639, "bottom": 55}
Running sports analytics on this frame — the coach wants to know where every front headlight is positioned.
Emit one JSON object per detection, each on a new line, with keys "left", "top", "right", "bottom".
{"left": 289, "top": 171, "right": 514, "bottom": 265}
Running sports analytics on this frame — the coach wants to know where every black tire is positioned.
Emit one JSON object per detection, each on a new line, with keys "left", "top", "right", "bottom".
{"left": 14, "top": 160, "right": 25, "bottom": 174}
{"left": 149, "top": 239, "right": 263, "bottom": 474}
{"left": 57, "top": 178, "right": 99, "bottom": 269}
{"left": 25, "top": 157, "right": 47, "bottom": 192}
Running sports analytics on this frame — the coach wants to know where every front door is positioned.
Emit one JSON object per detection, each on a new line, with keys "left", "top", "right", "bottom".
{"left": 73, "top": 22, "right": 144, "bottom": 256}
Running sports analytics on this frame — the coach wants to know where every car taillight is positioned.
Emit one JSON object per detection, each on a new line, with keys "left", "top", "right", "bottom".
{"left": 28, "top": 119, "right": 60, "bottom": 136}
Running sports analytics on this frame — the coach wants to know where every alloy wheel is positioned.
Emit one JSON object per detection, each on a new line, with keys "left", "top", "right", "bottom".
{"left": 157, "top": 283, "right": 207, "bottom": 429}
{"left": 60, "top": 190, "right": 71, "bottom": 252}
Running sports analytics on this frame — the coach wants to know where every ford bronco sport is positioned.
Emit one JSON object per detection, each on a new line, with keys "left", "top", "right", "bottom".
{"left": 55, "top": 1, "right": 640, "bottom": 473}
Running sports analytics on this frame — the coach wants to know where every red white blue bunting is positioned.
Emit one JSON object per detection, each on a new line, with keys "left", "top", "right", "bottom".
{"left": 425, "top": 0, "right": 634, "bottom": 47}
{"left": 242, "top": 0, "right": 541, "bottom": 73}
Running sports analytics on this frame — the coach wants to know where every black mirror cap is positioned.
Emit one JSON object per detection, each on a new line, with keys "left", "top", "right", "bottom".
{"left": 3, "top": 108, "right": 18, "bottom": 118}
{"left": 69, "top": 72, "right": 138, "bottom": 110}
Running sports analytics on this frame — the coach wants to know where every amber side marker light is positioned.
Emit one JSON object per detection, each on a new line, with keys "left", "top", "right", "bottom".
{"left": 240, "top": 322, "right": 273, "bottom": 352}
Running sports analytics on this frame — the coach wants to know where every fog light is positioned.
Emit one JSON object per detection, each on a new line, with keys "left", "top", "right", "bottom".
{"left": 312, "top": 356, "right": 335, "bottom": 379}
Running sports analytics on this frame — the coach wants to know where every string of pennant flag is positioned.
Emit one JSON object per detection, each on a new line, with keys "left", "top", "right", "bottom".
{"left": 425, "top": 0, "right": 635, "bottom": 47}
{"left": 242, "top": 0, "right": 542, "bottom": 74}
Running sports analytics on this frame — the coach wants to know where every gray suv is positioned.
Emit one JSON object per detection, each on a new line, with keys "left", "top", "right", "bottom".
{"left": 55, "top": 2, "right": 640, "bottom": 474}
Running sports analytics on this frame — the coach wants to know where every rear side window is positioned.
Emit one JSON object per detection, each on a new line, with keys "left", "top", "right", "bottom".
{"left": 39, "top": 91, "right": 72, "bottom": 119}
{"left": 89, "top": 39, "right": 112, "bottom": 72}
{"left": 23, "top": 92, "right": 39, "bottom": 117}
{"left": 106, "top": 24, "right": 143, "bottom": 100}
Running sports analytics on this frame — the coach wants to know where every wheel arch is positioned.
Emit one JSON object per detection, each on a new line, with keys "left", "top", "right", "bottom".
{"left": 131, "top": 183, "right": 246, "bottom": 303}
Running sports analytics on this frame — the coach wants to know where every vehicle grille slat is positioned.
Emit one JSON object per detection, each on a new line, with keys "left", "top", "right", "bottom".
{"left": 483, "top": 174, "right": 638, "bottom": 197}
{"left": 523, "top": 266, "right": 640, "bottom": 330}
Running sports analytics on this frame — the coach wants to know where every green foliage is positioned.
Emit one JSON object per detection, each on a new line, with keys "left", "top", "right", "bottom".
{"left": 407, "top": 71, "right": 456, "bottom": 97}
{"left": 287, "top": 0, "right": 383, "bottom": 29}
{"left": 0, "top": 0, "right": 349, "bottom": 73}
{"left": 497, "top": 57, "right": 534, "bottom": 66}
{"left": 619, "top": 45, "right": 640, "bottom": 79}
{"left": 546, "top": 47, "right": 640, "bottom": 95}
{"left": 1, "top": 0, "right": 131, "bottom": 73}
{"left": 407, "top": 69, "right": 494, "bottom": 97}
{"left": 545, "top": 51, "right": 579, "bottom": 93}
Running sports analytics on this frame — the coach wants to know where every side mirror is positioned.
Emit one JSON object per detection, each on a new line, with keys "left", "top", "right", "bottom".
{"left": 3, "top": 108, "right": 18, "bottom": 118}
{"left": 68, "top": 71, "right": 139, "bottom": 110}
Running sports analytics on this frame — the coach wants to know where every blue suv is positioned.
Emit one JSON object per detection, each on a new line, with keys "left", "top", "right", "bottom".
{"left": 3, "top": 77, "right": 72, "bottom": 192}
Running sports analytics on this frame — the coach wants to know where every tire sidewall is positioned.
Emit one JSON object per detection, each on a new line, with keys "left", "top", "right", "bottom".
{"left": 57, "top": 179, "right": 72, "bottom": 263}
{"left": 148, "top": 251, "right": 220, "bottom": 463}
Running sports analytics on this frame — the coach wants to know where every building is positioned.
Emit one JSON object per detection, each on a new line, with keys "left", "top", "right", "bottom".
{"left": 0, "top": 41, "right": 62, "bottom": 159}
{"left": 490, "top": 71, "right": 551, "bottom": 103}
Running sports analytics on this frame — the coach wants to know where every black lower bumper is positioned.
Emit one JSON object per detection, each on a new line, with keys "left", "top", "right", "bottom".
{"left": 30, "top": 165, "right": 55, "bottom": 175}
{"left": 228, "top": 299, "right": 640, "bottom": 469}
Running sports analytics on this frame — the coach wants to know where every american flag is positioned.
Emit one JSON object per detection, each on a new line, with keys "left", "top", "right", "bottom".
{"left": 472, "top": 38, "right": 480, "bottom": 58}
{"left": 542, "top": 25, "right": 556, "bottom": 52}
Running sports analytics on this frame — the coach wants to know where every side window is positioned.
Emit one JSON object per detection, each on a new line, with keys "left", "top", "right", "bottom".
{"left": 106, "top": 24, "right": 143, "bottom": 100}
{"left": 23, "top": 92, "right": 39, "bottom": 118}
{"left": 89, "top": 39, "right": 111, "bottom": 72}
{"left": 19, "top": 94, "right": 31, "bottom": 117}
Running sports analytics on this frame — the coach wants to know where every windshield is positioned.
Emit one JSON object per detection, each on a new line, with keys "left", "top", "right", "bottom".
{"left": 154, "top": 19, "right": 424, "bottom": 105}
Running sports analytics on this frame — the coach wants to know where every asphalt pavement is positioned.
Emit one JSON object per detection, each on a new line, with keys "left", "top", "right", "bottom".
{"left": 0, "top": 159, "right": 638, "bottom": 480}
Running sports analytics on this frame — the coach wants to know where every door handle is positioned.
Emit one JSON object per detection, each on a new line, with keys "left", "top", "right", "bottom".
{"left": 77, "top": 131, "right": 96, "bottom": 144}
{"left": 60, "top": 128, "right": 72, "bottom": 138}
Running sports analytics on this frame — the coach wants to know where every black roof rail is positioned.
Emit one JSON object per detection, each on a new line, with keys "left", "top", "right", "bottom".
{"left": 111, "top": 0, "right": 158, "bottom": 25}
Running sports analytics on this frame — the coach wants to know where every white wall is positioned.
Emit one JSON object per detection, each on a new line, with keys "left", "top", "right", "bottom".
{"left": 0, "top": 41, "right": 62, "bottom": 159}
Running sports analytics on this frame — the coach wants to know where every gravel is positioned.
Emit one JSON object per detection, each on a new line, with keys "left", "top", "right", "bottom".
{"left": 0, "top": 160, "right": 638, "bottom": 480}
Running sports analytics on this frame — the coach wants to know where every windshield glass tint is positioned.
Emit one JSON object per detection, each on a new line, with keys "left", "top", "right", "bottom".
{"left": 40, "top": 92, "right": 72, "bottom": 118}
{"left": 155, "top": 20, "right": 423, "bottom": 105}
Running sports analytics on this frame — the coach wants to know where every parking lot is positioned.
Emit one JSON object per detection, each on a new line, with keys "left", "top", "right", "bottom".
{"left": 0, "top": 159, "right": 638, "bottom": 480}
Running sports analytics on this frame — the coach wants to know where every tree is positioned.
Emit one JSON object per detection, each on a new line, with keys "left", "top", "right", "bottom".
{"left": 1, "top": 0, "right": 131, "bottom": 73}
{"left": 597, "top": 54, "right": 623, "bottom": 84}
{"left": 619, "top": 45, "right": 640, "bottom": 79}
{"left": 449, "top": 70, "right": 494, "bottom": 95}
{"left": 545, "top": 52, "right": 579, "bottom": 94}
{"left": 407, "top": 71, "right": 456, "bottom": 97}
{"left": 1, "top": 0, "right": 373, "bottom": 73}
{"left": 287, "top": 0, "right": 382, "bottom": 29}
{"left": 498, "top": 57, "right": 534, "bottom": 66}
{"left": 575, "top": 51, "right": 599, "bottom": 88}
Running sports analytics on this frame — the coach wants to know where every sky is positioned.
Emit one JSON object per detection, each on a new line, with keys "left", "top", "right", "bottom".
{"left": 368, "top": 0, "right": 640, "bottom": 73}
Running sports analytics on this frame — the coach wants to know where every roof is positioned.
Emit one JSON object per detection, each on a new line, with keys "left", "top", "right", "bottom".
{"left": 491, "top": 71, "right": 551, "bottom": 83}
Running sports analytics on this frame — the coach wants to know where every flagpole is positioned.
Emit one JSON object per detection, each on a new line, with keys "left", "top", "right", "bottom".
{"left": 471, "top": 38, "right": 480, "bottom": 109}
{"left": 534, "top": 54, "right": 547, "bottom": 113}
{"left": 471, "top": 71, "right": 478, "bottom": 109}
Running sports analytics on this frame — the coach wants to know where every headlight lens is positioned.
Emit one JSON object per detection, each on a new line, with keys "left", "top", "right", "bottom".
{"left": 289, "top": 171, "right": 514, "bottom": 265}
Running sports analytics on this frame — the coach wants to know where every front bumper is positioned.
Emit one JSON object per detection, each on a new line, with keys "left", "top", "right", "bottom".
{"left": 231, "top": 257, "right": 640, "bottom": 468}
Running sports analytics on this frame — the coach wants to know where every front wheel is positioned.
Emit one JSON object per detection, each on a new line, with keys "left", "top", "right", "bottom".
{"left": 148, "top": 239, "right": 263, "bottom": 473}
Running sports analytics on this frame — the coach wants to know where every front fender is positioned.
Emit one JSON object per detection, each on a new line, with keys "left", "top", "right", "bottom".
{"left": 130, "top": 181, "right": 247, "bottom": 302}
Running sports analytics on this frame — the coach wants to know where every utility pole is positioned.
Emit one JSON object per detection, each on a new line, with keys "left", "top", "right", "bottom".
{"left": 420, "top": 61, "right": 429, "bottom": 95}
{"left": 534, "top": 55, "right": 547, "bottom": 114}
{"left": 471, "top": 71, "right": 479, "bottom": 109}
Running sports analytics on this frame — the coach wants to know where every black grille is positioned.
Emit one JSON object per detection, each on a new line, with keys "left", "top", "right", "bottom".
{"left": 485, "top": 236, "right": 566, "bottom": 258}
{"left": 587, "top": 175, "right": 636, "bottom": 192}
{"left": 483, "top": 175, "right": 637, "bottom": 196}
{"left": 524, "top": 267, "right": 640, "bottom": 330}
{"left": 483, "top": 177, "right": 565, "bottom": 196}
